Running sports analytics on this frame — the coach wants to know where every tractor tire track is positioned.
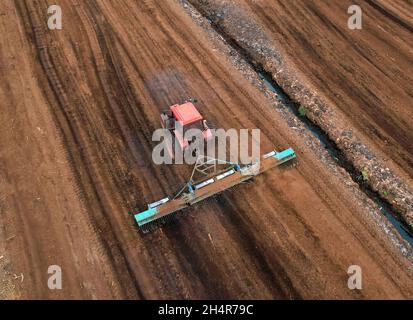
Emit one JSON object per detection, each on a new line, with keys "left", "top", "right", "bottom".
{"left": 1, "top": 0, "right": 412, "bottom": 299}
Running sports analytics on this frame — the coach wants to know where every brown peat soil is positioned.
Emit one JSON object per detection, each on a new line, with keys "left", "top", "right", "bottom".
{"left": 0, "top": 0, "right": 412, "bottom": 299}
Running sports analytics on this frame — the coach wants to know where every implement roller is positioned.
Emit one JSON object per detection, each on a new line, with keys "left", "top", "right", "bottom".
{"left": 134, "top": 148, "right": 296, "bottom": 232}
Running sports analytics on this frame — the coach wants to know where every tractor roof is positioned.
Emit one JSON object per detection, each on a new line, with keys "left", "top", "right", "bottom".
{"left": 170, "top": 102, "right": 203, "bottom": 125}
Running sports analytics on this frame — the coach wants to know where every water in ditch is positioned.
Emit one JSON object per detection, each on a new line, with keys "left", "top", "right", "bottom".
{"left": 259, "top": 71, "right": 413, "bottom": 247}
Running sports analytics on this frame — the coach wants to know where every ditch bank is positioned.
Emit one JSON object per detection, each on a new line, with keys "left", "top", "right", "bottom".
{"left": 186, "top": 0, "right": 413, "bottom": 231}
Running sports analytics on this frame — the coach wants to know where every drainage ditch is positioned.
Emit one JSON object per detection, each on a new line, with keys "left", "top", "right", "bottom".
{"left": 189, "top": 5, "right": 413, "bottom": 246}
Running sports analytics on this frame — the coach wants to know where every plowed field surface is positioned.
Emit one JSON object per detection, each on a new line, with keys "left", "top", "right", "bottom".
{"left": 0, "top": 0, "right": 412, "bottom": 299}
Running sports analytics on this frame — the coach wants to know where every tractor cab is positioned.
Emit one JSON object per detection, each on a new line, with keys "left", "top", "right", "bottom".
{"left": 161, "top": 102, "right": 212, "bottom": 151}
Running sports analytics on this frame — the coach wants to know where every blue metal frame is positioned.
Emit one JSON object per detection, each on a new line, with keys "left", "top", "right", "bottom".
{"left": 275, "top": 148, "right": 296, "bottom": 161}
{"left": 135, "top": 207, "right": 158, "bottom": 226}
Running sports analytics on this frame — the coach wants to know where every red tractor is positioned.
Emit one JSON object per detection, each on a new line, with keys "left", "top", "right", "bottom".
{"left": 160, "top": 102, "right": 213, "bottom": 158}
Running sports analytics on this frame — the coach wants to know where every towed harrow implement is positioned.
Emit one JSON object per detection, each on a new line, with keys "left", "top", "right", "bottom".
{"left": 134, "top": 148, "right": 296, "bottom": 232}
